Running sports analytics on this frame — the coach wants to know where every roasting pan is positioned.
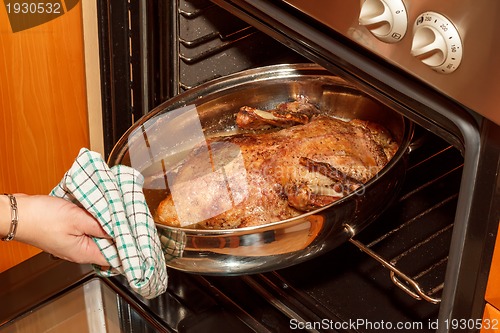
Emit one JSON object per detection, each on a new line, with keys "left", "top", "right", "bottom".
{"left": 108, "top": 64, "right": 413, "bottom": 275}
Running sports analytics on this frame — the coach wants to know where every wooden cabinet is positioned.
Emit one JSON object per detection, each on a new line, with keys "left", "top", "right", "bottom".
{"left": 483, "top": 222, "right": 500, "bottom": 331}
{"left": 486, "top": 222, "right": 500, "bottom": 309}
{"left": 0, "top": 3, "right": 89, "bottom": 272}
{"left": 481, "top": 304, "right": 500, "bottom": 333}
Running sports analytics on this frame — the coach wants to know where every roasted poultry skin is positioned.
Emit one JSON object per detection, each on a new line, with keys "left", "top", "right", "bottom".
{"left": 155, "top": 99, "right": 399, "bottom": 229}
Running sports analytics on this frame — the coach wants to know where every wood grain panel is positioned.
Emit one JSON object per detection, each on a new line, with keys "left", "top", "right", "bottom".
{"left": 481, "top": 304, "right": 500, "bottom": 333}
{"left": 0, "top": 2, "right": 89, "bottom": 272}
{"left": 486, "top": 222, "right": 500, "bottom": 310}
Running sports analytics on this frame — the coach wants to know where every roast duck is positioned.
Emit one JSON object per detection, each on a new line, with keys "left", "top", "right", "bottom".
{"left": 155, "top": 97, "right": 399, "bottom": 229}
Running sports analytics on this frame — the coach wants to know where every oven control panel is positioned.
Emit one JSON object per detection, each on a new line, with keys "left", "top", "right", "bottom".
{"left": 281, "top": 0, "right": 500, "bottom": 125}
{"left": 358, "top": 3, "right": 463, "bottom": 74}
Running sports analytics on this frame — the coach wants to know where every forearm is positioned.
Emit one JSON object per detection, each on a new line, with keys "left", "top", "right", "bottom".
{"left": 0, "top": 194, "right": 59, "bottom": 245}
{"left": 0, "top": 194, "right": 65, "bottom": 245}
{"left": 0, "top": 194, "right": 13, "bottom": 239}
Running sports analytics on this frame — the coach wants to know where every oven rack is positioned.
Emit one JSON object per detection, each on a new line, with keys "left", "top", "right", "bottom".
{"left": 346, "top": 141, "right": 461, "bottom": 304}
{"left": 348, "top": 229, "right": 446, "bottom": 304}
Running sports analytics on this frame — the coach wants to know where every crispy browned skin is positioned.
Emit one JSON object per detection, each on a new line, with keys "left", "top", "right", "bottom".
{"left": 155, "top": 115, "right": 398, "bottom": 229}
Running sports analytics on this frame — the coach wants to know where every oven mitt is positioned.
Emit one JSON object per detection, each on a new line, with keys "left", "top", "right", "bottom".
{"left": 50, "top": 148, "right": 184, "bottom": 299}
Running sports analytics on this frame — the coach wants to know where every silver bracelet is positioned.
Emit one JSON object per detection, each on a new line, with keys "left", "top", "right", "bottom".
{"left": 2, "top": 194, "right": 18, "bottom": 241}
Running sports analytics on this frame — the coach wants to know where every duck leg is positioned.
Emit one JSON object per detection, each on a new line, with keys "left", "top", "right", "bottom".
{"left": 236, "top": 97, "right": 320, "bottom": 129}
{"left": 286, "top": 157, "right": 365, "bottom": 211}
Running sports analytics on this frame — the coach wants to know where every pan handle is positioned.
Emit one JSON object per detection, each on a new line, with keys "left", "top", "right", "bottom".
{"left": 344, "top": 224, "right": 441, "bottom": 304}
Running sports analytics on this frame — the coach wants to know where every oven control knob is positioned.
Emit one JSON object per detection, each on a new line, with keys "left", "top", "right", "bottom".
{"left": 411, "top": 12, "right": 463, "bottom": 73}
{"left": 358, "top": 0, "right": 407, "bottom": 43}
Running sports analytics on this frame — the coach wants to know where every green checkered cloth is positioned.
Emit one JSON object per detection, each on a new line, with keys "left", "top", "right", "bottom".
{"left": 50, "top": 148, "right": 182, "bottom": 299}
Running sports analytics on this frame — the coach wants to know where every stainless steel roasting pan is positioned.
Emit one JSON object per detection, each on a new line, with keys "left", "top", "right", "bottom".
{"left": 108, "top": 64, "right": 413, "bottom": 275}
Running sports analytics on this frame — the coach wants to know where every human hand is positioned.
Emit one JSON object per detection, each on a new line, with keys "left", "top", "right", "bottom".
{"left": 6, "top": 194, "right": 111, "bottom": 267}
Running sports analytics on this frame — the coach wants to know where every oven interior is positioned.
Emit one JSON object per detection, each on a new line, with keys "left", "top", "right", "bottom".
{"left": 106, "top": 132, "right": 461, "bottom": 332}
{"left": 95, "top": 0, "right": 500, "bottom": 332}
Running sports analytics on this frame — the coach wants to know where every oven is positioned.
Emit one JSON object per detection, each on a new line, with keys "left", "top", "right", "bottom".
{"left": 96, "top": 0, "right": 500, "bottom": 332}
{"left": 1, "top": 1, "right": 499, "bottom": 332}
